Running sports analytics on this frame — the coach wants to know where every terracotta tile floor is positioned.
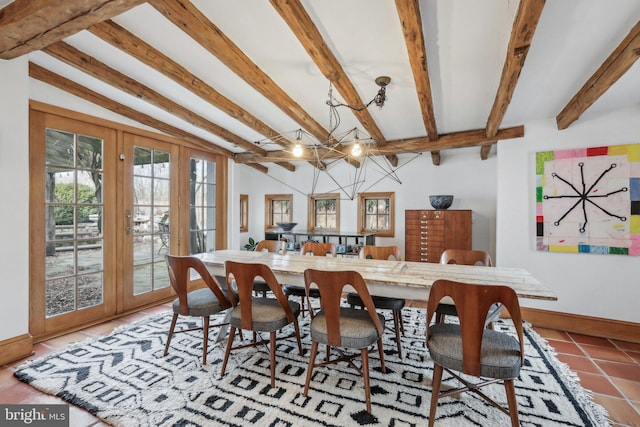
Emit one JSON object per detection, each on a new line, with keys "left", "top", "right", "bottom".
{"left": 1, "top": 305, "right": 638, "bottom": 426}
{"left": 534, "top": 328, "right": 640, "bottom": 427}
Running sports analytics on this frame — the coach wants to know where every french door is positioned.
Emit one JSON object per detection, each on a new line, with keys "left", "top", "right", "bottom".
{"left": 30, "top": 111, "right": 118, "bottom": 337}
{"left": 120, "top": 133, "right": 178, "bottom": 311}
{"left": 30, "top": 106, "right": 227, "bottom": 340}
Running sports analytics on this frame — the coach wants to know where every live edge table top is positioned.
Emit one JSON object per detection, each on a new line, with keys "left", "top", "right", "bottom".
{"left": 197, "top": 249, "right": 557, "bottom": 302}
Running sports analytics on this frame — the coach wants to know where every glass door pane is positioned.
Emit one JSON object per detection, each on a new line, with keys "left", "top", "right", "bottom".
{"left": 131, "top": 146, "right": 171, "bottom": 295}
{"left": 189, "top": 158, "right": 216, "bottom": 254}
{"left": 121, "top": 133, "right": 176, "bottom": 311}
{"left": 44, "top": 129, "right": 105, "bottom": 317}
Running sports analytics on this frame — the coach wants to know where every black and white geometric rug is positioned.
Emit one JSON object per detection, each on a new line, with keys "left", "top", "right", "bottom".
{"left": 14, "top": 308, "right": 610, "bottom": 426}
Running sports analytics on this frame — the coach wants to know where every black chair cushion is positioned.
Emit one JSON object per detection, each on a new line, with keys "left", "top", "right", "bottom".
{"left": 283, "top": 284, "right": 320, "bottom": 298}
{"left": 346, "top": 292, "right": 405, "bottom": 311}
{"left": 252, "top": 280, "right": 271, "bottom": 294}
{"left": 436, "top": 302, "right": 503, "bottom": 325}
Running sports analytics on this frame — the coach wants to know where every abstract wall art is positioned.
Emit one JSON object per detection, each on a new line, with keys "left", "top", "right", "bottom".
{"left": 536, "top": 143, "right": 640, "bottom": 255}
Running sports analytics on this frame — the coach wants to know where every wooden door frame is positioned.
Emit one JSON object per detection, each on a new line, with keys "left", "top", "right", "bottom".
{"left": 29, "top": 109, "right": 118, "bottom": 338}
{"left": 119, "top": 132, "right": 180, "bottom": 312}
{"left": 28, "top": 102, "right": 230, "bottom": 341}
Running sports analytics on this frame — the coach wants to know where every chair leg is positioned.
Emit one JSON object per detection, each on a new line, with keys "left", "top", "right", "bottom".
{"left": 504, "top": 379, "right": 520, "bottom": 427}
{"left": 202, "top": 315, "right": 210, "bottom": 365}
{"left": 392, "top": 310, "right": 403, "bottom": 359}
{"left": 304, "top": 341, "right": 319, "bottom": 397}
{"left": 398, "top": 308, "right": 406, "bottom": 335}
{"left": 269, "top": 331, "right": 277, "bottom": 388}
{"left": 293, "top": 319, "right": 303, "bottom": 355}
{"left": 429, "top": 364, "right": 443, "bottom": 427}
{"left": 220, "top": 326, "right": 236, "bottom": 377}
{"left": 163, "top": 313, "right": 179, "bottom": 357}
{"left": 308, "top": 296, "right": 315, "bottom": 319}
{"left": 377, "top": 337, "right": 386, "bottom": 373}
{"left": 299, "top": 295, "right": 306, "bottom": 316}
{"left": 361, "top": 347, "right": 371, "bottom": 414}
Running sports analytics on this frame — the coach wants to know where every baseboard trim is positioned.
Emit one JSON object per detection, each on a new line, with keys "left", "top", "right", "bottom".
{"left": 0, "top": 334, "right": 34, "bottom": 365}
{"left": 521, "top": 307, "right": 640, "bottom": 344}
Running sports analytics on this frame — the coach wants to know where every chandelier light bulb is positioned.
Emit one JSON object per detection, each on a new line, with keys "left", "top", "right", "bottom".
{"left": 293, "top": 140, "right": 303, "bottom": 157}
{"left": 351, "top": 138, "right": 362, "bottom": 157}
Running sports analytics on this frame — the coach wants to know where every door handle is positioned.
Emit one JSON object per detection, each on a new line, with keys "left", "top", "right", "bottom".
{"left": 125, "top": 210, "right": 134, "bottom": 234}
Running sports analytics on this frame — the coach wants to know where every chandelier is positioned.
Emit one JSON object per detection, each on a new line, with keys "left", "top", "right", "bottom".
{"left": 257, "top": 76, "right": 422, "bottom": 200}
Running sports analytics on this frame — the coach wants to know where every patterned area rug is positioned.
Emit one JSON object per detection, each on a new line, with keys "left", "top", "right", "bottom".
{"left": 14, "top": 308, "right": 609, "bottom": 426}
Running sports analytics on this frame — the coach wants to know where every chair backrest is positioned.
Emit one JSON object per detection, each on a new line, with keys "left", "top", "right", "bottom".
{"left": 224, "top": 260, "right": 296, "bottom": 330}
{"left": 255, "top": 239, "right": 287, "bottom": 254}
{"left": 359, "top": 245, "right": 401, "bottom": 261}
{"left": 439, "top": 249, "right": 493, "bottom": 267}
{"left": 300, "top": 242, "right": 336, "bottom": 257}
{"left": 165, "top": 255, "right": 231, "bottom": 315}
{"left": 304, "top": 269, "right": 383, "bottom": 347}
{"left": 426, "top": 279, "right": 524, "bottom": 377}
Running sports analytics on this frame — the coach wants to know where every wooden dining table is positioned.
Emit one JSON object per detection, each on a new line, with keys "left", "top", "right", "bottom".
{"left": 197, "top": 249, "right": 557, "bottom": 302}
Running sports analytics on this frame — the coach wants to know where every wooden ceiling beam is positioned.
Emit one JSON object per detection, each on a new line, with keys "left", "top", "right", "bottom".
{"left": 149, "top": 0, "right": 330, "bottom": 144}
{"left": 486, "top": 0, "right": 545, "bottom": 138}
{"left": 88, "top": 20, "right": 297, "bottom": 168}
{"left": 0, "top": 0, "right": 145, "bottom": 59}
{"left": 42, "top": 41, "right": 299, "bottom": 171}
{"left": 29, "top": 62, "right": 270, "bottom": 175}
{"left": 480, "top": 143, "right": 495, "bottom": 160}
{"left": 268, "top": 0, "right": 391, "bottom": 168}
{"left": 430, "top": 151, "right": 441, "bottom": 166}
{"left": 269, "top": 0, "right": 387, "bottom": 145}
{"left": 234, "top": 125, "right": 524, "bottom": 164}
{"left": 556, "top": 19, "right": 640, "bottom": 130}
{"left": 394, "top": 0, "right": 438, "bottom": 141}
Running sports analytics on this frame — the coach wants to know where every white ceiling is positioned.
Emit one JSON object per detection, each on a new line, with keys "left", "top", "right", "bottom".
{"left": 19, "top": 0, "right": 640, "bottom": 163}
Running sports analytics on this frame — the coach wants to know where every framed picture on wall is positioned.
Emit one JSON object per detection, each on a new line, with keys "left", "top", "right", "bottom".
{"left": 536, "top": 143, "right": 640, "bottom": 255}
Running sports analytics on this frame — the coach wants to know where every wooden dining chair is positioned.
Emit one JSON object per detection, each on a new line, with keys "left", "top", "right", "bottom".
{"left": 220, "top": 260, "right": 303, "bottom": 387}
{"left": 426, "top": 279, "right": 525, "bottom": 426}
{"left": 303, "top": 268, "right": 386, "bottom": 414}
{"left": 252, "top": 240, "right": 287, "bottom": 297}
{"left": 346, "top": 245, "right": 406, "bottom": 358}
{"left": 437, "top": 249, "right": 501, "bottom": 327}
{"left": 164, "top": 255, "right": 232, "bottom": 365}
{"left": 283, "top": 242, "right": 336, "bottom": 317}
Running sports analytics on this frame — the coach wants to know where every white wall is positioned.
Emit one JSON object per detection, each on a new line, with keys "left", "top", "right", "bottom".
{"left": 231, "top": 147, "right": 498, "bottom": 259}
{"left": 497, "top": 108, "right": 640, "bottom": 323}
{"left": 0, "top": 57, "right": 29, "bottom": 341}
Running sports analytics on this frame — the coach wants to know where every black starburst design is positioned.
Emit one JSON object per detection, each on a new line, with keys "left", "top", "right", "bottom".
{"left": 544, "top": 162, "right": 628, "bottom": 233}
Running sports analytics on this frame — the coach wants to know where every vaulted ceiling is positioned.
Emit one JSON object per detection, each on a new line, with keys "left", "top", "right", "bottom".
{"left": 2, "top": 0, "right": 640, "bottom": 174}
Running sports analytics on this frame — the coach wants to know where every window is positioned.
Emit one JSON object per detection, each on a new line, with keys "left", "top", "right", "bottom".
{"left": 357, "top": 192, "right": 395, "bottom": 237}
{"left": 240, "top": 194, "right": 248, "bottom": 232}
{"left": 308, "top": 193, "right": 339, "bottom": 232}
{"left": 265, "top": 194, "right": 292, "bottom": 229}
{"left": 189, "top": 157, "right": 217, "bottom": 254}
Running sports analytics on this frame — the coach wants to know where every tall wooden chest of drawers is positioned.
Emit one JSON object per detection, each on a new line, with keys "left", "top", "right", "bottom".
{"left": 404, "top": 209, "right": 472, "bottom": 263}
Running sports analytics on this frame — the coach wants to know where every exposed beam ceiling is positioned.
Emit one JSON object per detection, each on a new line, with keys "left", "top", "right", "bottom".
{"left": 149, "top": 0, "right": 330, "bottom": 144}
{"left": 0, "top": 0, "right": 146, "bottom": 59}
{"left": 234, "top": 126, "right": 524, "bottom": 164}
{"left": 29, "top": 60, "right": 267, "bottom": 175}
{"left": 1, "top": 0, "right": 638, "bottom": 173}
{"left": 556, "top": 19, "right": 640, "bottom": 130}
{"left": 486, "top": 0, "right": 545, "bottom": 138}
{"left": 394, "top": 0, "right": 440, "bottom": 165}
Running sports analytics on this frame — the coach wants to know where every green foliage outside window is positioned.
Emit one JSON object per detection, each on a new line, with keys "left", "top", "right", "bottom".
{"left": 55, "top": 183, "right": 99, "bottom": 225}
